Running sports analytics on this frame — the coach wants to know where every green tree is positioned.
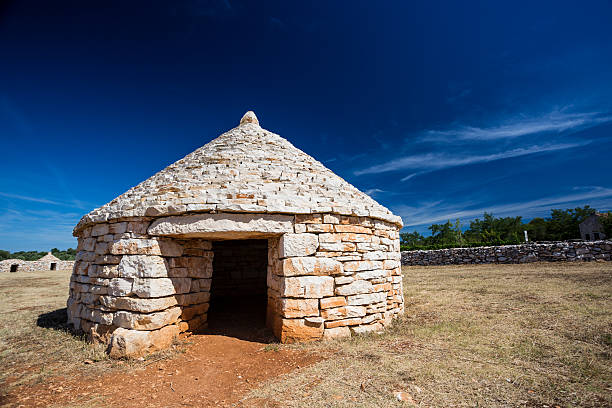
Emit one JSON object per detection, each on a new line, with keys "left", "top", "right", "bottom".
{"left": 400, "top": 231, "right": 426, "bottom": 248}
{"left": 429, "top": 219, "right": 464, "bottom": 246}
{"left": 525, "top": 217, "right": 548, "bottom": 242}
{"left": 547, "top": 206, "right": 596, "bottom": 240}
{"left": 465, "top": 213, "right": 523, "bottom": 244}
{"left": 600, "top": 212, "right": 612, "bottom": 238}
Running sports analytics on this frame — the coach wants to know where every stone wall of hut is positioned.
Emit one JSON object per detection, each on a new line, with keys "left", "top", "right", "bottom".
{"left": 67, "top": 212, "right": 403, "bottom": 357}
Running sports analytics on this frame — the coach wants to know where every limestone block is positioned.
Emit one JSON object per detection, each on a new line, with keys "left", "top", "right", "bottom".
{"left": 355, "top": 270, "right": 388, "bottom": 280}
{"left": 175, "top": 291, "right": 210, "bottom": 305}
{"left": 323, "top": 326, "right": 351, "bottom": 340}
{"left": 321, "top": 305, "right": 366, "bottom": 320}
{"left": 333, "top": 225, "right": 371, "bottom": 234}
{"left": 280, "top": 298, "right": 319, "bottom": 318}
{"left": 334, "top": 276, "right": 354, "bottom": 285}
{"left": 159, "top": 240, "right": 183, "bottom": 257}
{"left": 323, "top": 214, "right": 340, "bottom": 224}
{"left": 281, "top": 257, "right": 343, "bottom": 277}
{"left": 82, "top": 238, "right": 96, "bottom": 252}
{"left": 109, "top": 239, "right": 162, "bottom": 255}
{"left": 114, "top": 307, "right": 181, "bottom": 330}
{"left": 181, "top": 303, "right": 209, "bottom": 321}
{"left": 281, "top": 276, "right": 334, "bottom": 298}
{"left": 100, "top": 295, "right": 178, "bottom": 313}
{"left": 148, "top": 213, "right": 294, "bottom": 237}
{"left": 347, "top": 292, "right": 387, "bottom": 305}
{"left": 343, "top": 260, "right": 383, "bottom": 272}
{"left": 335, "top": 280, "right": 373, "bottom": 296}
{"left": 118, "top": 255, "right": 169, "bottom": 278}
{"left": 132, "top": 278, "right": 180, "bottom": 298}
{"left": 108, "top": 325, "right": 180, "bottom": 358}
{"left": 306, "top": 224, "right": 334, "bottom": 233}
{"left": 109, "top": 222, "right": 128, "bottom": 234}
{"left": 320, "top": 296, "right": 347, "bottom": 309}
{"left": 108, "top": 278, "right": 134, "bottom": 296}
{"left": 362, "top": 313, "right": 382, "bottom": 325}
{"left": 318, "top": 242, "right": 357, "bottom": 252}
{"left": 350, "top": 322, "right": 383, "bottom": 335}
{"left": 279, "top": 233, "right": 318, "bottom": 258}
{"left": 195, "top": 278, "right": 212, "bottom": 292}
{"left": 279, "top": 318, "right": 324, "bottom": 343}
{"left": 383, "top": 259, "right": 401, "bottom": 269}
{"left": 98, "top": 265, "right": 119, "bottom": 278}
{"left": 362, "top": 251, "right": 387, "bottom": 260}
{"left": 91, "top": 224, "right": 109, "bottom": 237}
{"left": 324, "top": 317, "right": 363, "bottom": 329}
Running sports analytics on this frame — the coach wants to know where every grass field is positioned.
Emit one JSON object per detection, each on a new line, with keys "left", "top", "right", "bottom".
{"left": 1, "top": 262, "right": 610, "bottom": 407}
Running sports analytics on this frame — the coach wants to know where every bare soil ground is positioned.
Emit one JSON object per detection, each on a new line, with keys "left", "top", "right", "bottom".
{"left": 1, "top": 262, "right": 611, "bottom": 407}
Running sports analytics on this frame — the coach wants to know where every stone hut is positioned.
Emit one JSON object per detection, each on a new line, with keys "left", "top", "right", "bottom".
{"left": 579, "top": 213, "right": 608, "bottom": 241}
{"left": 1, "top": 252, "right": 74, "bottom": 273}
{"left": 67, "top": 111, "right": 404, "bottom": 357}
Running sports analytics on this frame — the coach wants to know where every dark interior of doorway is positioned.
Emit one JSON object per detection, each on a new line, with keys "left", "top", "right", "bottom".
{"left": 206, "top": 239, "right": 273, "bottom": 342}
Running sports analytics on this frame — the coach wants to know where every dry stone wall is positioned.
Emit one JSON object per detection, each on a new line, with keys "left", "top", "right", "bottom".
{"left": 401, "top": 241, "right": 612, "bottom": 266}
{"left": 0, "top": 259, "right": 74, "bottom": 273}
{"left": 267, "top": 213, "right": 403, "bottom": 342}
{"left": 67, "top": 212, "right": 404, "bottom": 357}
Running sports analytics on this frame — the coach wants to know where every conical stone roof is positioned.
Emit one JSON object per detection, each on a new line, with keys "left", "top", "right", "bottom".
{"left": 75, "top": 112, "right": 402, "bottom": 233}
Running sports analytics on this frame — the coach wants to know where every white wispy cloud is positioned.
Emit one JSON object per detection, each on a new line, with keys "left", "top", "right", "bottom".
{"left": 355, "top": 142, "right": 587, "bottom": 176}
{"left": 364, "top": 188, "right": 384, "bottom": 196}
{"left": 422, "top": 111, "right": 612, "bottom": 142}
{"left": 396, "top": 186, "right": 612, "bottom": 228}
{"left": 0, "top": 192, "right": 63, "bottom": 205}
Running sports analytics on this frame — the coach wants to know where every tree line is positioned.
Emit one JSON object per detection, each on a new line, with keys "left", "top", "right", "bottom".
{"left": 401, "top": 206, "right": 612, "bottom": 251}
{"left": 0, "top": 248, "right": 77, "bottom": 261}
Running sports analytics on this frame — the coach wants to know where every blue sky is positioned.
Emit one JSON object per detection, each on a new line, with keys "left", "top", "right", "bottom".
{"left": 1, "top": 1, "right": 611, "bottom": 251}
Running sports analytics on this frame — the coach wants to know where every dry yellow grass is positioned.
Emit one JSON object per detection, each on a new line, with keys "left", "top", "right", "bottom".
{"left": 1, "top": 263, "right": 610, "bottom": 407}
{"left": 246, "top": 262, "right": 612, "bottom": 407}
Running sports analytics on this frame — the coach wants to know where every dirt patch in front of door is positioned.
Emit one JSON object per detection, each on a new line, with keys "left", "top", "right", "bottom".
{"left": 2, "top": 334, "right": 324, "bottom": 408}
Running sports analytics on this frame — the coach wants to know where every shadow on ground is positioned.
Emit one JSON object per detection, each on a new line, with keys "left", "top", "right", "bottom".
{"left": 36, "top": 307, "right": 70, "bottom": 332}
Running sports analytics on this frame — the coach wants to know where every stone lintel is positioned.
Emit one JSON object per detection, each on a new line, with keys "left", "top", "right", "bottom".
{"left": 147, "top": 213, "right": 294, "bottom": 238}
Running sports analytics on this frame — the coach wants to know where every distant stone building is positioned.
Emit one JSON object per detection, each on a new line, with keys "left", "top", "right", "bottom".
{"left": 67, "top": 111, "right": 404, "bottom": 357}
{"left": 579, "top": 213, "right": 608, "bottom": 241}
{"left": 0, "top": 252, "right": 74, "bottom": 273}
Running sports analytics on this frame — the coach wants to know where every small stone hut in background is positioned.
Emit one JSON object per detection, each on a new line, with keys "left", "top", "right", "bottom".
{"left": 1, "top": 252, "right": 74, "bottom": 273}
{"left": 579, "top": 213, "right": 608, "bottom": 241}
{"left": 67, "top": 112, "right": 404, "bottom": 357}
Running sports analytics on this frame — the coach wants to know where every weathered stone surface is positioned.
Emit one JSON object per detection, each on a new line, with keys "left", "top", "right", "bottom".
{"left": 118, "top": 255, "right": 169, "bottom": 278}
{"left": 107, "top": 325, "right": 180, "bottom": 358}
{"left": 335, "top": 280, "right": 373, "bottom": 296}
{"left": 109, "top": 239, "right": 162, "bottom": 255}
{"left": 401, "top": 241, "right": 612, "bottom": 266}
{"left": 280, "top": 298, "right": 319, "bottom": 318}
{"left": 324, "top": 317, "right": 362, "bottom": 329}
{"left": 320, "top": 296, "right": 347, "bottom": 309}
{"left": 108, "top": 278, "right": 134, "bottom": 296}
{"left": 279, "top": 318, "right": 324, "bottom": 343}
{"left": 281, "top": 257, "right": 343, "bottom": 277}
{"left": 321, "top": 305, "right": 366, "bottom": 320}
{"left": 100, "top": 295, "right": 178, "bottom": 313}
{"left": 347, "top": 292, "right": 387, "bottom": 306}
{"left": 323, "top": 326, "right": 351, "bottom": 340}
{"left": 350, "top": 322, "right": 383, "bottom": 335}
{"left": 343, "top": 260, "right": 383, "bottom": 272}
{"left": 279, "top": 233, "right": 318, "bottom": 258}
{"left": 148, "top": 213, "right": 294, "bottom": 238}
{"left": 281, "top": 276, "right": 334, "bottom": 298}
{"left": 132, "top": 278, "right": 184, "bottom": 298}
{"left": 113, "top": 307, "right": 181, "bottom": 330}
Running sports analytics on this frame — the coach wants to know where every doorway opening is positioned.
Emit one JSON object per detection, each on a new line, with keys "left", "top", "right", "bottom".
{"left": 50, "top": 263, "right": 57, "bottom": 271}
{"left": 10, "top": 264, "right": 18, "bottom": 272}
{"left": 207, "top": 239, "right": 271, "bottom": 341}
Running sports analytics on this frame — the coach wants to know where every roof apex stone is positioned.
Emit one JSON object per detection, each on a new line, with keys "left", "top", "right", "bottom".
{"left": 74, "top": 114, "right": 402, "bottom": 233}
